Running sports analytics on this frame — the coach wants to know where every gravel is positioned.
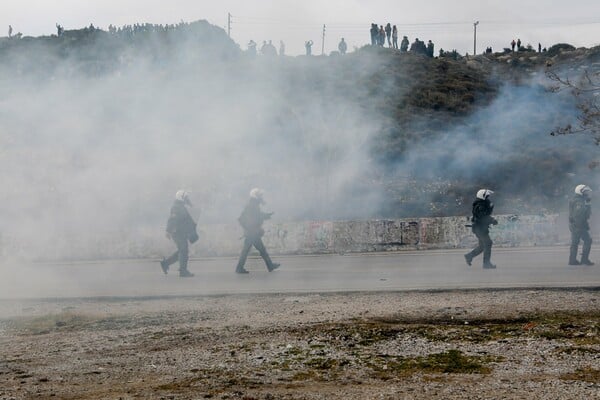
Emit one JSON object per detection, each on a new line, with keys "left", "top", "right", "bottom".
{"left": 0, "top": 289, "right": 598, "bottom": 399}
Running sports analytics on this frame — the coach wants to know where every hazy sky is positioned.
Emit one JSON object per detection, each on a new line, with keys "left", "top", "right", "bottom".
{"left": 2, "top": 0, "right": 600, "bottom": 55}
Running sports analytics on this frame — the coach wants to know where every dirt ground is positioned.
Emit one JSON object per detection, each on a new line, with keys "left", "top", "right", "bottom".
{"left": 0, "top": 289, "right": 599, "bottom": 400}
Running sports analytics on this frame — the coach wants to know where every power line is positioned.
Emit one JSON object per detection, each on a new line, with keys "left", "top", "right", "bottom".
{"left": 228, "top": 13, "right": 600, "bottom": 55}
{"left": 231, "top": 14, "right": 600, "bottom": 29}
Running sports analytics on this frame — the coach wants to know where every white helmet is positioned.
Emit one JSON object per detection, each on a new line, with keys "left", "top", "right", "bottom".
{"left": 175, "top": 190, "right": 191, "bottom": 204}
{"left": 249, "top": 188, "right": 264, "bottom": 200}
{"left": 575, "top": 184, "right": 592, "bottom": 196}
{"left": 476, "top": 189, "right": 494, "bottom": 200}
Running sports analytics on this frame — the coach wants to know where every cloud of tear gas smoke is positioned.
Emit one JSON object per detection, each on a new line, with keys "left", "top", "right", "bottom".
{"left": 0, "top": 23, "right": 389, "bottom": 260}
{"left": 382, "top": 78, "right": 598, "bottom": 218}
{"left": 0, "top": 21, "right": 597, "bottom": 262}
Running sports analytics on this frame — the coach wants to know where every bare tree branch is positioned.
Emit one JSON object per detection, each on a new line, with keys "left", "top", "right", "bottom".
{"left": 547, "top": 67, "right": 600, "bottom": 145}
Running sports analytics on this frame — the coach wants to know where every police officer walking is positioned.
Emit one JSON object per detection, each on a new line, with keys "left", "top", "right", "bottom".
{"left": 160, "top": 190, "right": 198, "bottom": 277}
{"left": 568, "top": 185, "right": 594, "bottom": 266}
{"left": 464, "top": 189, "right": 498, "bottom": 269}
{"left": 235, "top": 188, "right": 280, "bottom": 274}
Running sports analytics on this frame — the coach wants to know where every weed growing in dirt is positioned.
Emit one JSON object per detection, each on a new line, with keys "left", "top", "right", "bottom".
{"left": 560, "top": 367, "right": 600, "bottom": 383}
{"left": 364, "top": 349, "right": 497, "bottom": 380}
{"left": 8, "top": 312, "right": 99, "bottom": 335}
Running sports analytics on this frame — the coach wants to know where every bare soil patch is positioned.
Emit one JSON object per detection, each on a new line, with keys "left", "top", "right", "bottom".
{"left": 0, "top": 289, "right": 598, "bottom": 399}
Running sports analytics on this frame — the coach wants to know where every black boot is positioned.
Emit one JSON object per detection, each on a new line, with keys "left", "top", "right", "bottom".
{"left": 483, "top": 262, "right": 496, "bottom": 269}
{"left": 268, "top": 263, "right": 281, "bottom": 272}
{"left": 581, "top": 259, "right": 595, "bottom": 266}
{"left": 568, "top": 243, "right": 580, "bottom": 266}
{"left": 160, "top": 258, "right": 169, "bottom": 274}
{"left": 464, "top": 253, "right": 473, "bottom": 266}
{"left": 179, "top": 269, "right": 194, "bottom": 278}
{"left": 236, "top": 268, "right": 250, "bottom": 274}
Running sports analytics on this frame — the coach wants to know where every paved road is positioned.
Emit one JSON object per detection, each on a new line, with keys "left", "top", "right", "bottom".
{"left": 0, "top": 247, "right": 599, "bottom": 299}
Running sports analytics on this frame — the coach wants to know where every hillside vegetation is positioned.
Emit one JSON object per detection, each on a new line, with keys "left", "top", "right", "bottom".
{"left": 0, "top": 21, "right": 597, "bottom": 219}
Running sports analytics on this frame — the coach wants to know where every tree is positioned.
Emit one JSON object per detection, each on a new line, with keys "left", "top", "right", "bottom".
{"left": 547, "top": 69, "right": 600, "bottom": 145}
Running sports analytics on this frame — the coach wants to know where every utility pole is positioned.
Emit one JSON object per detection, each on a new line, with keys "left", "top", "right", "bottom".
{"left": 321, "top": 24, "right": 326, "bottom": 55}
{"left": 228, "top": 13, "right": 231, "bottom": 37}
{"left": 473, "top": 21, "right": 479, "bottom": 55}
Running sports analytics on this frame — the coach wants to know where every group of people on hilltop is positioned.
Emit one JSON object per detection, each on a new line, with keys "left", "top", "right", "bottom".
{"left": 260, "top": 40, "right": 278, "bottom": 56}
{"left": 410, "top": 38, "right": 435, "bottom": 57}
{"left": 106, "top": 21, "right": 189, "bottom": 37}
{"left": 5, "top": 21, "right": 191, "bottom": 41}
{"left": 370, "top": 23, "right": 398, "bottom": 48}
{"left": 509, "top": 38, "right": 547, "bottom": 53}
{"left": 369, "top": 23, "right": 434, "bottom": 57}
{"left": 247, "top": 38, "right": 350, "bottom": 57}
{"left": 6, "top": 24, "right": 22, "bottom": 39}
{"left": 246, "top": 38, "right": 350, "bottom": 57}
{"left": 247, "top": 39, "right": 287, "bottom": 56}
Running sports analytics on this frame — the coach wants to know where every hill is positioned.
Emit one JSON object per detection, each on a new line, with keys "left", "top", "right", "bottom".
{"left": 0, "top": 21, "right": 597, "bottom": 229}
{"left": 0, "top": 20, "right": 239, "bottom": 76}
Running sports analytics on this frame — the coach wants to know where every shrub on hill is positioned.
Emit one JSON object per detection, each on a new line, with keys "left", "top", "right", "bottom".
{"left": 546, "top": 43, "right": 576, "bottom": 58}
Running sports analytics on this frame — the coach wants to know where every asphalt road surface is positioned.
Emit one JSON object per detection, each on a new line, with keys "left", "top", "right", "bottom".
{"left": 0, "top": 246, "right": 599, "bottom": 299}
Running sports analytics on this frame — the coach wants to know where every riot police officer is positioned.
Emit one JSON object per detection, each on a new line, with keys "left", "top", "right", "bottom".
{"left": 464, "top": 189, "right": 498, "bottom": 269}
{"left": 160, "top": 190, "right": 198, "bottom": 277}
{"left": 235, "top": 188, "right": 280, "bottom": 274}
{"left": 568, "top": 185, "right": 594, "bottom": 266}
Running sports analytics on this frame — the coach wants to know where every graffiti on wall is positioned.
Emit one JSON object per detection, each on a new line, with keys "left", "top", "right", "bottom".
{"left": 0, "top": 214, "right": 573, "bottom": 261}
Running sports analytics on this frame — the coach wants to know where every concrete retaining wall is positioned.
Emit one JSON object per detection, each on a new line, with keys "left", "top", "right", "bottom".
{"left": 1, "top": 213, "right": 577, "bottom": 261}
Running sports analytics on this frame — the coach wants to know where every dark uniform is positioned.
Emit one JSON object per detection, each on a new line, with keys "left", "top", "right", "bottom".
{"left": 161, "top": 199, "right": 197, "bottom": 276}
{"left": 569, "top": 194, "right": 593, "bottom": 265}
{"left": 465, "top": 197, "right": 497, "bottom": 268}
{"left": 235, "top": 197, "right": 279, "bottom": 273}
{"left": 338, "top": 39, "right": 347, "bottom": 55}
{"left": 400, "top": 36, "right": 409, "bottom": 52}
{"left": 427, "top": 40, "right": 434, "bottom": 57}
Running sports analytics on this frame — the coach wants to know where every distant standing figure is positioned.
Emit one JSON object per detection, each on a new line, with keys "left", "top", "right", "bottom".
{"left": 392, "top": 25, "right": 398, "bottom": 49}
{"left": 385, "top": 23, "right": 392, "bottom": 47}
{"left": 160, "top": 190, "right": 198, "bottom": 278}
{"left": 410, "top": 38, "right": 427, "bottom": 55}
{"left": 400, "top": 36, "right": 409, "bottom": 52}
{"left": 247, "top": 40, "right": 257, "bottom": 56}
{"left": 305, "top": 40, "right": 314, "bottom": 56}
{"left": 516, "top": 38, "right": 521, "bottom": 50}
{"left": 264, "top": 40, "right": 277, "bottom": 56}
{"left": 511, "top": 39, "right": 516, "bottom": 52}
{"left": 338, "top": 38, "right": 347, "bottom": 55}
{"left": 464, "top": 189, "right": 498, "bottom": 269}
{"left": 568, "top": 185, "right": 594, "bottom": 266}
{"left": 235, "top": 189, "right": 280, "bottom": 274}
{"left": 8, "top": 25, "right": 12, "bottom": 38}
{"left": 538, "top": 42, "right": 541, "bottom": 53}
{"left": 370, "top": 23, "right": 378, "bottom": 45}
{"left": 56, "top": 23, "right": 64, "bottom": 37}
{"left": 378, "top": 25, "right": 385, "bottom": 46}
{"left": 280, "top": 40, "right": 286, "bottom": 56}
{"left": 427, "top": 40, "right": 434, "bottom": 57}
